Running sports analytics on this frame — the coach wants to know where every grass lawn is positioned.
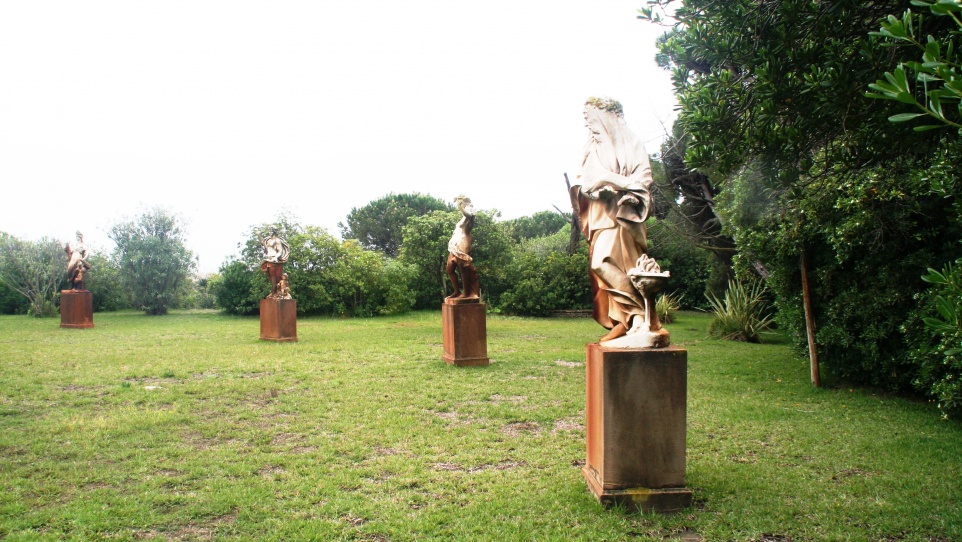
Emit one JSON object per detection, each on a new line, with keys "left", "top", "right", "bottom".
{"left": 1, "top": 310, "right": 960, "bottom": 541}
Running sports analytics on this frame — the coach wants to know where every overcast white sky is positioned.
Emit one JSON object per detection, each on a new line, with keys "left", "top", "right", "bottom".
{"left": 0, "top": 1, "right": 677, "bottom": 273}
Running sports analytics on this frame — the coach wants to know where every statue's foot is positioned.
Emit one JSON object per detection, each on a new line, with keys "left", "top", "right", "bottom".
{"left": 445, "top": 293, "right": 461, "bottom": 299}
{"left": 599, "top": 323, "right": 627, "bottom": 342}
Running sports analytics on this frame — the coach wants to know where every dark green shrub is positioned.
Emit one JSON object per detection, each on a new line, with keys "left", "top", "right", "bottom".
{"left": 498, "top": 227, "right": 591, "bottom": 316}
{"left": 909, "top": 258, "right": 962, "bottom": 419}
{"left": 85, "top": 253, "right": 130, "bottom": 312}
{"left": 215, "top": 260, "right": 265, "bottom": 316}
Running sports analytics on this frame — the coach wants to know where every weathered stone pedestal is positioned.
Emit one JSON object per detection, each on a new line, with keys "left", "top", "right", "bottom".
{"left": 260, "top": 298, "right": 297, "bottom": 342}
{"left": 583, "top": 343, "right": 691, "bottom": 513}
{"left": 441, "top": 298, "right": 488, "bottom": 367}
{"left": 60, "top": 290, "right": 94, "bottom": 329}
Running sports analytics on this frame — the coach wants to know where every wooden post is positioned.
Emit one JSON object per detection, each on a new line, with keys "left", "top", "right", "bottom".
{"left": 800, "top": 250, "right": 820, "bottom": 387}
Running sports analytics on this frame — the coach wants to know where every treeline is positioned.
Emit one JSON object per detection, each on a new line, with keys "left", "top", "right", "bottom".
{"left": 0, "top": 209, "right": 202, "bottom": 317}
{"left": 642, "top": 0, "right": 962, "bottom": 417}
{"left": 212, "top": 193, "right": 714, "bottom": 318}
{"left": 0, "top": 194, "right": 717, "bottom": 320}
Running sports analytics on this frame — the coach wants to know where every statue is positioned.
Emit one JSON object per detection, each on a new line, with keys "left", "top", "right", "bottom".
{"left": 571, "top": 97, "right": 669, "bottom": 347}
{"left": 445, "top": 195, "right": 480, "bottom": 300}
{"left": 65, "top": 231, "right": 91, "bottom": 291}
{"left": 276, "top": 273, "right": 292, "bottom": 299}
{"left": 259, "top": 228, "right": 290, "bottom": 299}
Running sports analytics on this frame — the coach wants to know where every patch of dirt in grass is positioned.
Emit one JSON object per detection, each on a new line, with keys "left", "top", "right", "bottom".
{"left": 431, "top": 410, "right": 481, "bottom": 426}
{"left": 571, "top": 459, "right": 586, "bottom": 467}
{"left": 342, "top": 514, "right": 367, "bottom": 527}
{"left": 488, "top": 394, "right": 527, "bottom": 404}
{"left": 501, "top": 421, "right": 542, "bottom": 437}
{"left": 288, "top": 445, "right": 318, "bottom": 454}
{"left": 831, "top": 468, "right": 875, "bottom": 482}
{"left": 237, "top": 371, "right": 272, "bottom": 379}
{"left": 168, "top": 511, "right": 238, "bottom": 540}
{"left": 59, "top": 384, "right": 105, "bottom": 393}
{"left": 130, "top": 511, "right": 237, "bottom": 541}
{"left": 432, "top": 460, "right": 526, "bottom": 473}
{"left": 667, "top": 529, "right": 704, "bottom": 541}
{"left": 554, "top": 360, "right": 584, "bottom": 368}
{"left": 258, "top": 464, "right": 287, "bottom": 479}
{"left": 155, "top": 468, "right": 185, "bottom": 477}
{"left": 730, "top": 452, "right": 758, "bottom": 464}
{"left": 131, "top": 528, "right": 163, "bottom": 540}
{"left": 131, "top": 377, "right": 183, "bottom": 386}
{"left": 749, "top": 535, "right": 792, "bottom": 542}
{"left": 182, "top": 431, "right": 244, "bottom": 451}
{"left": 270, "top": 432, "right": 303, "bottom": 445}
{"left": 552, "top": 418, "right": 584, "bottom": 433}
{"left": 372, "top": 446, "right": 401, "bottom": 456}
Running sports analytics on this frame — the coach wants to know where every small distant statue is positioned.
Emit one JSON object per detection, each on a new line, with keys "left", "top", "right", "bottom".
{"left": 65, "top": 231, "right": 91, "bottom": 291}
{"left": 445, "top": 195, "right": 480, "bottom": 300}
{"left": 276, "top": 273, "right": 292, "bottom": 299}
{"left": 571, "top": 97, "right": 666, "bottom": 346}
{"left": 259, "top": 227, "right": 291, "bottom": 298}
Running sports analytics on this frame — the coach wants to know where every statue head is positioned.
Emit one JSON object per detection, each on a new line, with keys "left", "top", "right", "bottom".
{"left": 584, "top": 96, "right": 627, "bottom": 144}
{"left": 584, "top": 96, "right": 623, "bottom": 117}
{"left": 454, "top": 195, "right": 475, "bottom": 217}
{"left": 75, "top": 231, "right": 84, "bottom": 242}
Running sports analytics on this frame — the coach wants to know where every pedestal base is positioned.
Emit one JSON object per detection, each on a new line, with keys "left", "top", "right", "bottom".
{"left": 441, "top": 299, "right": 488, "bottom": 366}
{"left": 260, "top": 298, "right": 297, "bottom": 342}
{"left": 583, "top": 343, "right": 691, "bottom": 513}
{"left": 60, "top": 290, "right": 94, "bottom": 329}
{"left": 583, "top": 465, "right": 693, "bottom": 513}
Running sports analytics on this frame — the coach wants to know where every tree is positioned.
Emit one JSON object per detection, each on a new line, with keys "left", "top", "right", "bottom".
{"left": 498, "top": 226, "right": 592, "bottom": 316}
{"left": 867, "top": 0, "right": 962, "bottom": 133}
{"left": 215, "top": 259, "right": 264, "bottom": 316}
{"left": 399, "top": 210, "right": 459, "bottom": 309}
{"left": 84, "top": 253, "right": 130, "bottom": 312}
{"left": 502, "top": 211, "right": 569, "bottom": 243}
{"left": 109, "top": 209, "right": 196, "bottom": 315}
{"left": 339, "top": 193, "right": 452, "bottom": 257}
{"left": 400, "top": 209, "right": 512, "bottom": 309}
{"left": 641, "top": 0, "right": 962, "bottom": 390}
{"left": 0, "top": 280, "right": 28, "bottom": 315}
{"left": 219, "top": 218, "right": 416, "bottom": 317}
{"left": 0, "top": 232, "right": 64, "bottom": 317}
{"left": 641, "top": 0, "right": 935, "bottom": 177}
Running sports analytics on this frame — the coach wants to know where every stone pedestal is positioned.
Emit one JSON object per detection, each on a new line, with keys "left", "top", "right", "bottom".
{"left": 260, "top": 298, "right": 297, "bottom": 342}
{"left": 60, "top": 290, "right": 94, "bottom": 329}
{"left": 583, "top": 343, "right": 691, "bottom": 513}
{"left": 441, "top": 298, "right": 488, "bottom": 367}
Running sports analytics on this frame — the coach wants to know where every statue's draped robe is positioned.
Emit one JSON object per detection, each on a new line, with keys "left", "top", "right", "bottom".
{"left": 572, "top": 110, "right": 653, "bottom": 331}
{"left": 447, "top": 214, "right": 473, "bottom": 264}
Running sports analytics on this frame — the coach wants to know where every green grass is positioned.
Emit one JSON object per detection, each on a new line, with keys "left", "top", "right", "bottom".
{"left": 1, "top": 310, "right": 960, "bottom": 541}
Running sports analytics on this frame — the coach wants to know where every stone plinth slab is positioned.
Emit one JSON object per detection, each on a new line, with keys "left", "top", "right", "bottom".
{"left": 60, "top": 290, "right": 94, "bottom": 329}
{"left": 441, "top": 299, "right": 488, "bottom": 366}
{"left": 583, "top": 343, "right": 691, "bottom": 513}
{"left": 260, "top": 298, "right": 297, "bottom": 342}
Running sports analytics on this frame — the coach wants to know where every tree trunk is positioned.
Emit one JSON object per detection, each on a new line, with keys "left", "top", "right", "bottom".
{"left": 800, "top": 250, "right": 820, "bottom": 387}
